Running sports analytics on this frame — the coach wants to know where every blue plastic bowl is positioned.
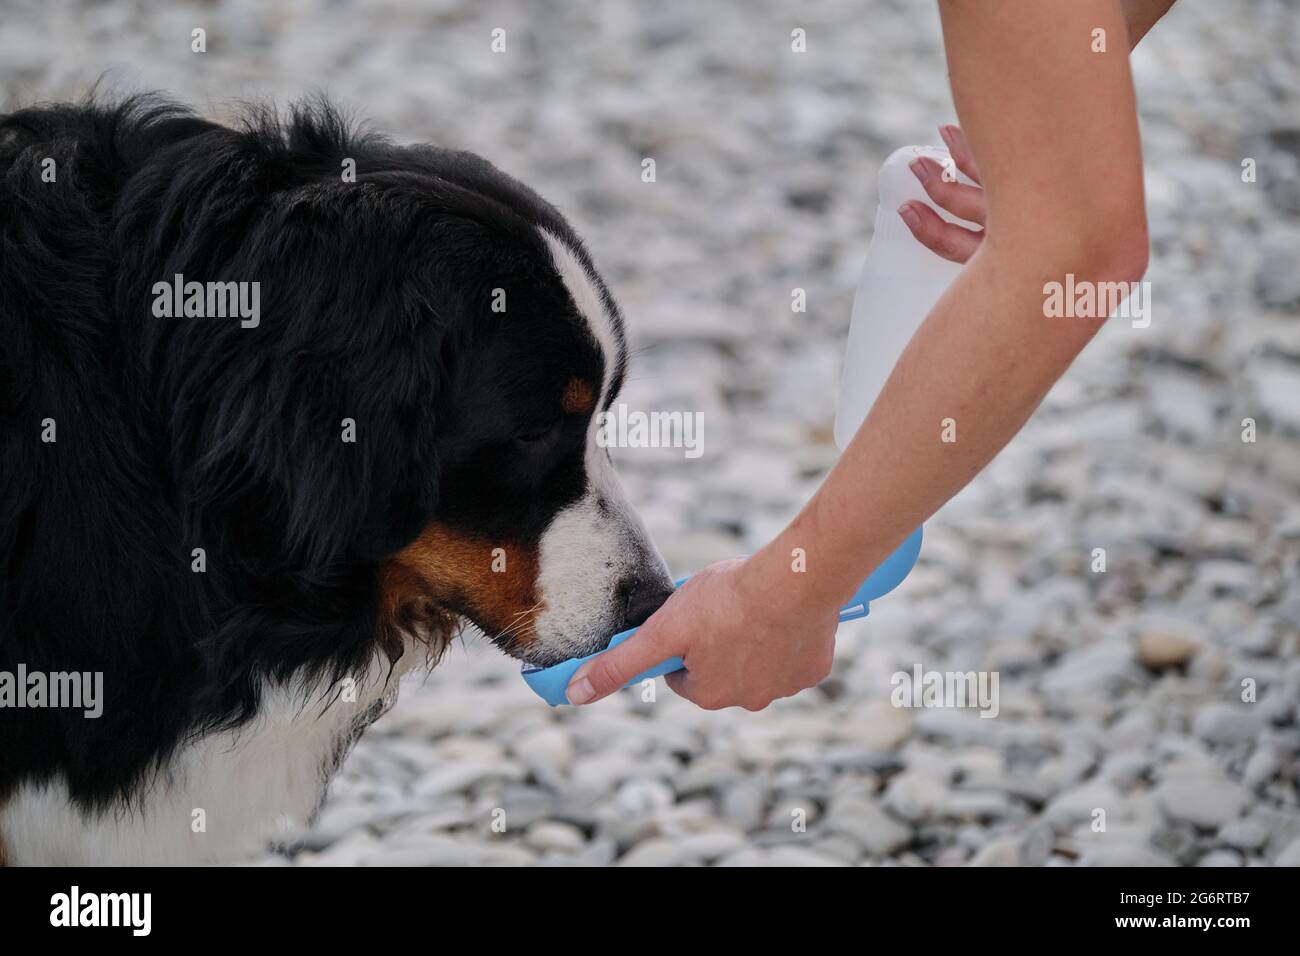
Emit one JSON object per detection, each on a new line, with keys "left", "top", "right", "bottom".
{"left": 521, "top": 526, "right": 923, "bottom": 706}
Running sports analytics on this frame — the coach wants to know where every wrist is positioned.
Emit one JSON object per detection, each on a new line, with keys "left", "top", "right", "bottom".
{"left": 745, "top": 514, "right": 856, "bottom": 617}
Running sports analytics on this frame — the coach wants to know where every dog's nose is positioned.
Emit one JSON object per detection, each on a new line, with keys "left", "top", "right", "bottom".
{"left": 616, "top": 574, "right": 675, "bottom": 632}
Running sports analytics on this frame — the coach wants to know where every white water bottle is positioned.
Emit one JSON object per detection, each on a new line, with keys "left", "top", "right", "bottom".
{"left": 833, "top": 145, "right": 979, "bottom": 449}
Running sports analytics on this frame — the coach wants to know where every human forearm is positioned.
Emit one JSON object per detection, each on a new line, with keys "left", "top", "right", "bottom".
{"left": 1123, "top": 0, "right": 1177, "bottom": 46}
{"left": 749, "top": 0, "right": 1152, "bottom": 611}
{"left": 753, "top": 236, "right": 1144, "bottom": 612}
{"left": 569, "top": 0, "right": 1159, "bottom": 711}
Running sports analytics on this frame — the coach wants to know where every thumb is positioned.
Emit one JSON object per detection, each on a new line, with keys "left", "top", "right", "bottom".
{"left": 566, "top": 621, "right": 674, "bottom": 705}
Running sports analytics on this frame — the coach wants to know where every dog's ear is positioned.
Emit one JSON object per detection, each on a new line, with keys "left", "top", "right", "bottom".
{"left": 129, "top": 105, "right": 467, "bottom": 578}
{"left": 174, "top": 325, "right": 443, "bottom": 578}
{"left": 141, "top": 178, "right": 449, "bottom": 576}
{"left": 159, "top": 308, "right": 450, "bottom": 584}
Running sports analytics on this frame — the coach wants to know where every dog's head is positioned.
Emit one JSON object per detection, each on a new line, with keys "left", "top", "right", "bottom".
{"left": 374, "top": 221, "right": 677, "bottom": 668}
{"left": 146, "top": 109, "right": 674, "bottom": 668}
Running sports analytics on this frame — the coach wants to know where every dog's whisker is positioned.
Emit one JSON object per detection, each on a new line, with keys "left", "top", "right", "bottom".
{"left": 490, "top": 602, "right": 544, "bottom": 645}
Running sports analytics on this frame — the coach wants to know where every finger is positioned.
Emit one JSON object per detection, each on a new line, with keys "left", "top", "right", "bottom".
{"left": 664, "top": 669, "right": 725, "bottom": 711}
{"left": 663, "top": 668, "right": 691, "bottom": 699}
{"left": 897, "top": 201, "right": 984, "bottom": 264}
{"left": 909, "top": 157, "right": 986, "bottom": 225}
{"left": 566, "top": 622, "right": 676, "bottom": 705}
{"left": 938, "top": 124, "right": 982, "bottom": 185}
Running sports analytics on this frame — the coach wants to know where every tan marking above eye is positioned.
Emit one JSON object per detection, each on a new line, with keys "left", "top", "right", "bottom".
{"left": 562, "top": 377, "right": 596, "bottom": 415}
{"left": 378, "top": 523, "right": 544, "bottom": 657}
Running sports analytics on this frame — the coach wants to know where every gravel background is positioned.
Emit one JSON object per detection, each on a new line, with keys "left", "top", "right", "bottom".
{"left": 4, "top": 0, "right": 1298, "bottom": 866}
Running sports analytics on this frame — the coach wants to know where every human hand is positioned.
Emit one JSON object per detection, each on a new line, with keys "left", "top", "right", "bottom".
{"left": 897, "top": 125, "right": 986, "bottom": 264}
{"left": 564, "top": 554, "right": 842, "bottom": 711}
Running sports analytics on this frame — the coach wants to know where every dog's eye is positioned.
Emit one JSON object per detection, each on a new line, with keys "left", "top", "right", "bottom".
{"left": 515, "top": 422, "right": 559, "bottom": 445}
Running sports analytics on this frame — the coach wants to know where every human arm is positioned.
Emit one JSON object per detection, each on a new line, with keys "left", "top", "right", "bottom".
{"left": 567, "top": 0, "right": 1155, "bottom": 710}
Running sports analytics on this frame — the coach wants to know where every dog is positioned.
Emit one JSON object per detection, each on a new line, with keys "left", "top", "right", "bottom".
{"left": 0, "top": 94, "right": 675, "bottom": 864}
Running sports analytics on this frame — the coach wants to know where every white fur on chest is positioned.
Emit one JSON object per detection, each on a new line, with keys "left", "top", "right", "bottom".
{"left": 0, "top": 652, "right": 417, "bottom": 866}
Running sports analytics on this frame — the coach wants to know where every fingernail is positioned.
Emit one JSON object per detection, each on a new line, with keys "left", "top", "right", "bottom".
{"left": 939, "top": 125, "right": 956, "bottom": 149}
{"left": 908, "top": 158, "right": 930, "bottom": 182}
{"left": 897, "top": 203, "right": 921, "bottom": 229}
{"left": 566, "top": 676, "right": 595, "bottom": 705}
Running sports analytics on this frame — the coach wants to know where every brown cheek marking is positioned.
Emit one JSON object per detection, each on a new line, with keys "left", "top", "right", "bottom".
{"left": 376, "top": 561, "right": 448, "bottom": 662}
{"left": 562, "top": 377, "right": 596, "bottom": 415}
{"left": 379, "top": 523, "right": 544, "bottom": 654}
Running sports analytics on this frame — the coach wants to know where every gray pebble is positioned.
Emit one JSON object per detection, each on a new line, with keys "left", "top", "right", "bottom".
{"left": 824, "top": 797, "right": 912, "bottom": 855}
{"left": 1156, "top": 774, "right": 1251, "bottom": 829}
{"left": 1193, "top": 703, "right": 1263, "bottom": 747}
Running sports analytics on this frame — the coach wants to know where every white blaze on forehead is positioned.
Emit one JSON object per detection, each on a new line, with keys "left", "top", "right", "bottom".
{"left": 541, "top": 230, "right": 620, "bottom": 398}
{"left": 539, "top": 228, "right": 630, "bottom": 492}
{"left": 526, "top": 229, "right": 670, "bottom": 663}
